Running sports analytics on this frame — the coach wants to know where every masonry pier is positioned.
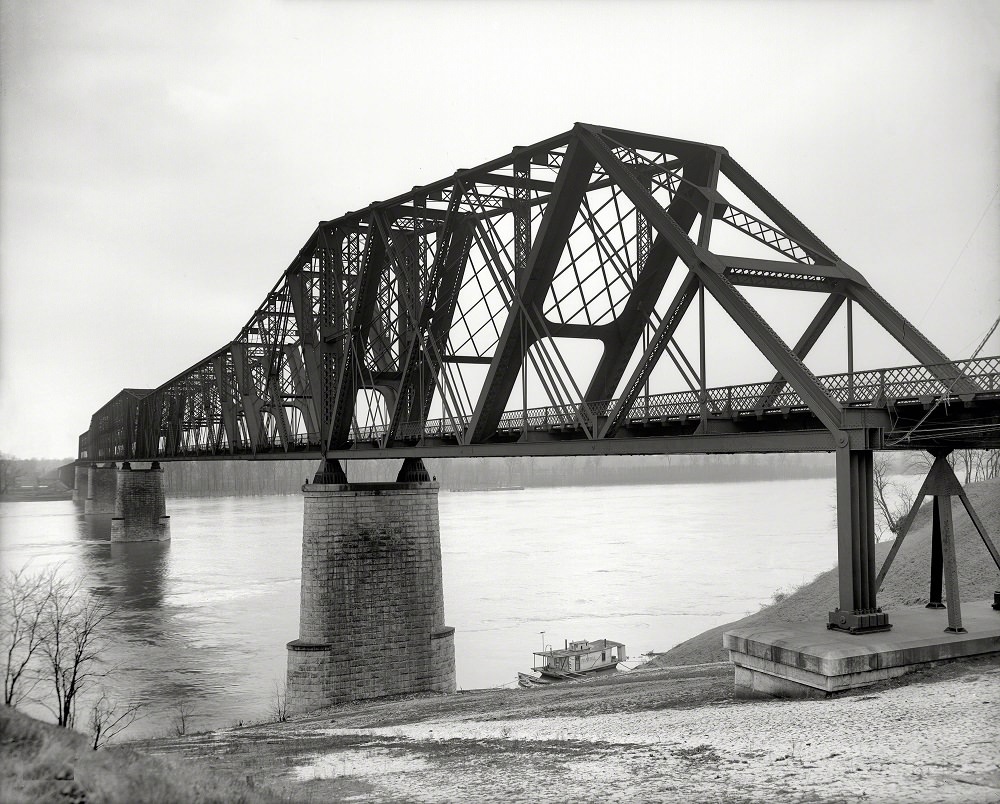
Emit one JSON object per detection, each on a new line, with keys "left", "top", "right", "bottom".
{"left": 84, "top": 463, "right": 117, "bottom": 515}
{"left": 72, "top": 465, "right": 87, "bottom": 504}
{"left": 110, "top": 462, "right": 170, "bottom": 542}
{"left": 286, "top": 458, "right": 456, "bottom": 714}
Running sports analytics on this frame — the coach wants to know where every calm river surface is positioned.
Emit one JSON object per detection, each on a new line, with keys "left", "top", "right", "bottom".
{"left": 1, "top": 478, "right": 840, "bottom": 738}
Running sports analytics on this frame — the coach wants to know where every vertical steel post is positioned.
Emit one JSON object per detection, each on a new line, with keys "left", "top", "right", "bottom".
{"left": 829, "top": 445, "right": 890, "bottom": 633}
{"left": 927, "top": 497, "right": 945, "bottom": 609}
{"left": 846, "top": 298, "right": 854, "bottom": 404}
{"left": 938, "top": 495, "right": 966, "bottom": 633}
{"left": 637, "top": 183, "right": 652, "bottom": 420}
{"left": 699, "top": 282, "right": 707, "bottom": 425}
{"left": 515, "top": 154, "right": 531, "bottom": 441}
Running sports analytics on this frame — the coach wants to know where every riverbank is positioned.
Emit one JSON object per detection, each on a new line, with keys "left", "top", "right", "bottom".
{"left": 137, "top": 651, "right": 999, "bottom": 803}
{"left": 6, "top": 648, "right": 997, "bottom": 803}
{"left": 4, "top": 478, "right": 998, "bottom": 802}
{"left": 136, "top": 477, "right": 1000, "bottom": 801}
{"left": 652, "top": 477, "right": 1000, "bottom": 667}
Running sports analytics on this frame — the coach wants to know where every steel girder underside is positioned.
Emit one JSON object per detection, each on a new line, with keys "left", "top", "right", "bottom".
{"left": 80, "top": 124, "right": 1000, "bottom": 464}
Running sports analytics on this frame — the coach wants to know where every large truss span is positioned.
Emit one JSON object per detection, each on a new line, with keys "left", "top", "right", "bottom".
{"left": 79, "top": 124, "right": 1000, "bottom": 463}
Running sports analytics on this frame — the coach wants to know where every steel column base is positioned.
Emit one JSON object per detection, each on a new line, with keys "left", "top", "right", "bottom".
{"left": 925, "top": 602, "right": 946, "bottom": 610}
{"left": 944, "top": 626, "right": 968, "bottom": 634}
{"left": 827, "top": 609, "right": 892, "bottom": 634}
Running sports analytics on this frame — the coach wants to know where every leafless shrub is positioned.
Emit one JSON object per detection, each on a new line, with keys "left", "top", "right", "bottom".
{"left": 953, "top": 449, "right": 1000, "bottom": 484}
{"left": 271, "top": 681, "right": 288, "bottom": 723}
{"left": 1, "top": 566, "right": 55, "bottom": 707}
{"left": 38, "top": 574, "right": 114, "bottom": 728}
{"left": 89, "top": 687, "right": 143, "bottom": 749}
{"left": 873, "top": 454, "right": 916, "bottom": 542}
{"left": 172, "top": 701, "right": 195, "bottom": 736}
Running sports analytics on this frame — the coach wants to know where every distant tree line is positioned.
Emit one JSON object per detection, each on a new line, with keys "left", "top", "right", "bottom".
{"left": 0, "top": 455, "right": 73, "bottom": 496}
{"left": 160, "top": 453, "right": 841, "bottom": 498}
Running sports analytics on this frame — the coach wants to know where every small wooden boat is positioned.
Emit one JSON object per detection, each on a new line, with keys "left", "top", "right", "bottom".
{"left": 521, "top": 638, "right": 626, "bottom": 687}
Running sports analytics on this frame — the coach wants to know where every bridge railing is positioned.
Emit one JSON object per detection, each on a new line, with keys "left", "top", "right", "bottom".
{"left": 132, "top": 355, "right": 999, "bottom": 456}
{"left": 360, "top": 356, "right": 999, "bottom": 442}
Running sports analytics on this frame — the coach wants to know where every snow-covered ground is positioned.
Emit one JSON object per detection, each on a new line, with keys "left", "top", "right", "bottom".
{"left": 147, "top": 657, "right": 1000, "bottom": 803}
{"left": 276, "top": 663, "right": 1000, "bottom": 802}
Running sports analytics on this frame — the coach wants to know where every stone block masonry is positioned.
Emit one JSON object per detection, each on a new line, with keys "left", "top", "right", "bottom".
{"left": 110, "top": 462, "right": 170, "bottom": 542}
{"left": 72, "top": 465, "right": 87, "bottom": 504}
{"left": 84, "top": 464, "right": 117, "bottom": 515}
{"left": 287, "top": 477, "right": 456, "bottom": 713}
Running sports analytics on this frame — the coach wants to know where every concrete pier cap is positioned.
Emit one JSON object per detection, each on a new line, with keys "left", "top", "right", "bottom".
{"left": 725, "top": 602, "right": 1000, "bottom": 698}
{"left": 286, "top": 457, "right": 455, "bottom": 714}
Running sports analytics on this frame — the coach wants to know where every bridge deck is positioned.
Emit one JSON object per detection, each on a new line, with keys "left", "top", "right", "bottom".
{"left": 81, "top": 355, "right": 1000, "bottom": 461}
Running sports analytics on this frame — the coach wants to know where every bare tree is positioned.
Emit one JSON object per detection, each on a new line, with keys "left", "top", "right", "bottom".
{"left": 271, "top": 680, "right": 288, "bottom": 723}
{"left": 873, "top": 453, "right": 915, "bottom": 542}
{"left": 953, "top": 449, "right": 1000, "bottom": 484}
{"left": 172, "top": 701, "right": 195, "bottom": 736}
{"left": 89, "top": 688, "right": 142, "bottom": 749}
{"left": 1, "top": 566, "right": 56, "bottom": 707}
{"left": 39, "top": 576, "right": 114, "bottom": 728}
{"left": 0, "top": 453, "right": 16, "bottom": 496}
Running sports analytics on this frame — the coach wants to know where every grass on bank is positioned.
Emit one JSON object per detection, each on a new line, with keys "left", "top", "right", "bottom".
{"left": 652, "top": 477, "right": 1000, "bottom": 667}
{"left": 0, "top": 704, "right": 283, "bottom": 804}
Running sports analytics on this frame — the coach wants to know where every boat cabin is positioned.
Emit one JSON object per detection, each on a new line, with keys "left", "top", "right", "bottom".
{"left": 533, "top": 638, "right": 626, "bottom": 678}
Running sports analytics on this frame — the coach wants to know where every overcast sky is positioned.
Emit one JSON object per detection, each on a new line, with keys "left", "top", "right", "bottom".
{"left": 2, "top": 0, "right": 998, "bottom": 459}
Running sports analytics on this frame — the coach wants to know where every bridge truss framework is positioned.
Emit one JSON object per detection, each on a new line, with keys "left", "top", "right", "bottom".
{"left": 79, "top": 123, "right": 1000, "bottom": 634}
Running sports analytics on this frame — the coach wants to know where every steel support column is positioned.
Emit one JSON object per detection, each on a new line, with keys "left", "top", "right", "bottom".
{"left": 828, "top": 446, "right": 891, "bottom": 633}
{"left": 927, "top": 497, "right": 946, "bottom": 609}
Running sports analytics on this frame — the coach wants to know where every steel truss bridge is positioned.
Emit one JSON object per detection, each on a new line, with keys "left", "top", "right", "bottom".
{"left": 78, "top": 123, "right": 1000, "bottom": 635}
{"left": 80, "top": 124, "right": 1000, "bottom": 463}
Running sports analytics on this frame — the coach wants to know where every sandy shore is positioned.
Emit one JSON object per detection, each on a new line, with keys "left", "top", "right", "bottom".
{"left": 143, "top": 653, "right": 1000, "bottom": 803}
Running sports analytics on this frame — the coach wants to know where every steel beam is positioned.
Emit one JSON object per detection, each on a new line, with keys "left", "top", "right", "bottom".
{"left": 231, "top": 343, "right": 265, "bottom": 451}
{"left": 847, "top": 284, "right": 980, "bottom": 395}
{"left": 599, "top": 274, "right": 700, "bottom": 437}
{"left": 466, "top": 136, "right": 597, "bottom": 443}
{"left": 753, "top": 294, "right": 845, "bottom": 409}
{"left": 583, "top": 152, "right": 712, "bottom": 406}
{"left": 576, "top": 124, "right": 845, "bottom": 435}
{"left": 719, "top": 153, "right": 838, "bottom": 263}
{"left": 328, "top": 215, "right": 389, "bottom": 448}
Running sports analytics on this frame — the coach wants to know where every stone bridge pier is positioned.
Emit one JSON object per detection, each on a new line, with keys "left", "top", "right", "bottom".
{"left": 81, "top": 461, "right": 170, "bottom": 543}
{"left": 110, "top": 462, "right": 170, "bottom": 543}
{"left": 84, "top": 463, "right": 117, "bottom": 514}
{"left": 286, "top": 457, "right": 456, "bottom": 713}
{"left": 72, "top": 465, "right": 88, "bottom": 504}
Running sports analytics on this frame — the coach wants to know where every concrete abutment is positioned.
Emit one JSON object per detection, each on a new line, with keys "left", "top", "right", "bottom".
{"left": 286, "top": 458, "right": 456, "bottom": 713}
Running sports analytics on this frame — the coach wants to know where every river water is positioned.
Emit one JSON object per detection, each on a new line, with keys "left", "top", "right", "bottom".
{"left": 0, "top": 478, "right": 840, "bottom": 738}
